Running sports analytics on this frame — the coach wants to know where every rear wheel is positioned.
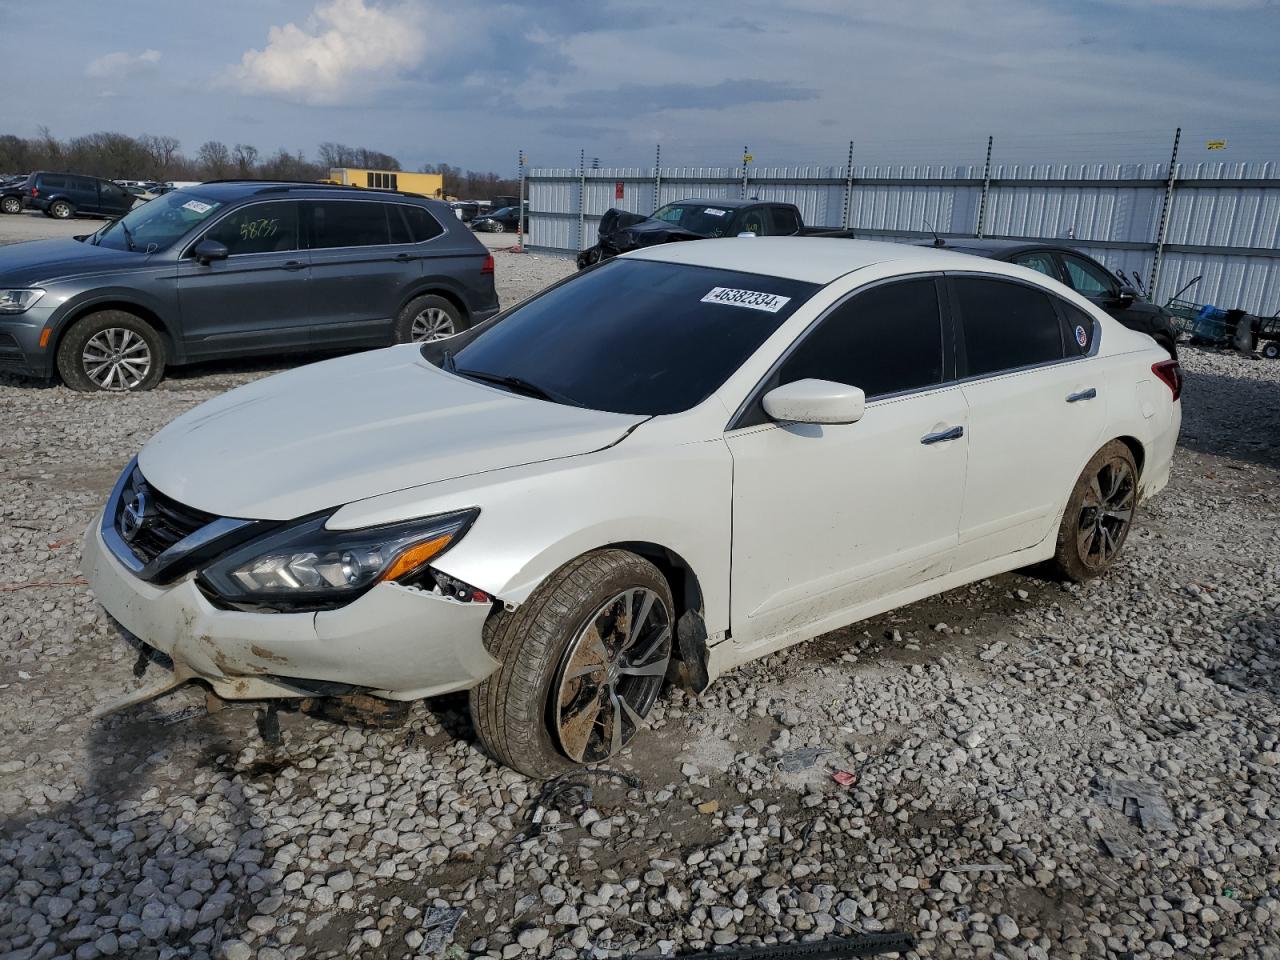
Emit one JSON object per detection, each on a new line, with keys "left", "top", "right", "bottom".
{"left": 470, "top": 550, "right": 674, "bottom": 778}
{"left": 56, "top": 311, "right": 167, "bottom": 392}
{"left": 393, "top": 294, "right": 465, "bottom": 343}
{"left": 0, "top": 196, "right": 20, "bottom": 215}
{"left": 1262, "top": 341, "right": 1280, "bottom": 360}
{"left": 1052, "top": 440, "right": 1138, "bottom": 581}
{"left": 49, "top": 200, "right": 73, "bottom": 220}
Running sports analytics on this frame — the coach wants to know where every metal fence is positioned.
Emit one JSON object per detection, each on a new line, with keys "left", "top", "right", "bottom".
{"left": 523, "top": 159, "right": 1280, "bottom": 316}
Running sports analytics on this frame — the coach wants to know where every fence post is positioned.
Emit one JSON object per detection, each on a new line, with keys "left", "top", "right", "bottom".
{"left": 653, "top": 143, "right": 661, "bottom": 214}
{"left": 577, "top": 148, "right": 585, "bottom": 253}
{"left": 842, "top": 140, "right": 854, "bottom": 230}
{"left": 976, "top": 135, "right": 994, "bottom": 238}
{"left": 1149, "top": 127, "right": 1182, "bottom": 299}
{"left": 741, "top": 146, "right": 750, "bottom": 199}
{"left": 517, "top": 149, "right": 526, "bottom": 251}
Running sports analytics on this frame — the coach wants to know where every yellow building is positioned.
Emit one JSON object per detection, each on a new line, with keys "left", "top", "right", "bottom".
{"left": 327, "top": 168, "right": 444, "bottom": 198}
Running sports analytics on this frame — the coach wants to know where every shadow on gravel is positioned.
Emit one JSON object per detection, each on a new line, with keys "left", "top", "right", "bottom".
{"left": 1177, "top": 364, "right": 1280, "bottom": 470}
{"left": 1205, "top": 612, "right": 1280, "bottom": 704}
{"left": 0, "top": 697, "right": 280, "bottom": 959}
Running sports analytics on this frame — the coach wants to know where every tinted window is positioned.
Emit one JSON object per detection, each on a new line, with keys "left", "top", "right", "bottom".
{"left": 453, "top": 259, "right": 818, "bottom": 415}
{"left": 776, "top": 279, "right": 943, "bottom": 398}
{"left": 401, "top": 205, "right": 444, "bottom": 242}
{"left": 41, "top": 175, "right": 67, "bottom": 189}
{"left": 954, "top": 277, "right": 1064, "bottom": 376}
{"left": 204, "top": 202, "right": 298, "bottom": 255}
{"left": 307, "top": 200, "right": 390, "bottom": 248}
{"left": 387, "top": 205, "right": 413, "bottom": 244}
{"left": 1059, "top": 301, "right": 1096, "bottom": 356}
{"left": 1011, "top": 252, "right": 1058, "bottom": 279}
{"left": 650, "top": 202, "right": 737, "bottom": 237}
{"left": 99, "top": 182, "right": 129, "bottom": 206}
{"left": 734, "top": 207, "right": 767, "bottom": 235}
{"left": 1061, "top": 254, "right": 1117, "bottom": 297}
{"left": 770, "top": 207, "right": 801, "bottom": 235}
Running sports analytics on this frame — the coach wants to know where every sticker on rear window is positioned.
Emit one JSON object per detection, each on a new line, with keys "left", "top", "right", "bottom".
{"left": 1075, "top": 324, "right": 1088, "bottom": 348}
{"left": 181, "top": 199, "right": 213, "bottom": 214}
{"left": 701, "top": 287, "right": 791, "bottom": 313}
{"left": 703, "top": 207, "right": 728, "bottom": 216}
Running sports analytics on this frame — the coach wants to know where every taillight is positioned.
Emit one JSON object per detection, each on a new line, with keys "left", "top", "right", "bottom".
{"left": 29, "top": 187, "right": 37, "bottom": 197}
{"left": 481, "top": 254, "right": 494, "bottom": 275}
{"left": 1152, "top": 359, "right": 1182, "bottom": 401}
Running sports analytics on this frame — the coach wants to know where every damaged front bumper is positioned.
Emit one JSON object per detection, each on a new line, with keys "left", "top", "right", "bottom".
{"left": 82, "top": 517, "right": 500, "bottom": 707}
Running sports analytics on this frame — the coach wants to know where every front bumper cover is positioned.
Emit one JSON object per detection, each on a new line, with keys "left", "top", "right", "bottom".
{"left": 82, "top": 516, "right": 500, "bottom": 703}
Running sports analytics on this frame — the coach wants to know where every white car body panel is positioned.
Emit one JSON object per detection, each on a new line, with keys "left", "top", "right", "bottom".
{"left": 82, "top": 237, "right": 1181, "bottom": 703}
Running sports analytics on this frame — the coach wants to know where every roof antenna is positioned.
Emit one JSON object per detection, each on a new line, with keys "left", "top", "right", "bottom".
{"left": 923, "top": 218, "right": 945, "bottom": 247}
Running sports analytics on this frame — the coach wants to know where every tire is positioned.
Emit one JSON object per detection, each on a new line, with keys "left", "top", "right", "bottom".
{"left": 470, "top": 549, "right": 675, "bottom": 778}
{"left": 0, "top": 196, "right": 20, "bottom": 215}
{"left": 1051, "top": 440, "right": 1139, "bottom": 582}
{"left": 393, "top": 294, "right": 466, "bottom": 344}
{"left": 1262, "top": 342, "right": 1280, "bottom": 360}
{"left": 56, "top": 311, "right": 167, "bottom": 392}
{"left": 49, "top": 200, "right": 73, "bottom": 220}
{"left": 492, "top": 223, "right": 505, "bottom": 234}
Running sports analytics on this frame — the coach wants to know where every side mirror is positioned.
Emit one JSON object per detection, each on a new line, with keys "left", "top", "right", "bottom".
{"left": 762, "top": 379, "right": 865, "bottom": 425}
{"left": 1112, "top": 285, "right": 1137, "bottom": 307}
{"left": 193, "top": 238, "right": 228, "bottom": 265}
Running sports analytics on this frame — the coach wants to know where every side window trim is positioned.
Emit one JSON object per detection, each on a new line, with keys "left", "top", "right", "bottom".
{"left": 725, "top": 272, "right": 952, "bottom": 433}
{"left": 1048, "top": 296, "right": 1104, "bottom": 360}
{"left": 181, "top": 200, "right": 299, "bottom": 259}
{"left": 945, "top": 271, "right": 1092, "bottom": 384}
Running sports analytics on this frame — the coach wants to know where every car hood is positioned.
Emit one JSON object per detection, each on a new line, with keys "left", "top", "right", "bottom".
{"left": 0, "top": 237, "right": 144, "bottom": 285}
{"left": 137, "top": 345, "right": 647, "bottom": 521}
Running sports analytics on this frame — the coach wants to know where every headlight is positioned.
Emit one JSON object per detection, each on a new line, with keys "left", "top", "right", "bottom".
{"left": 0, "top": 288, "right": 45, "bottom": 313}
{"left": 199, "top": 508, "right": 477, "bottom": 609}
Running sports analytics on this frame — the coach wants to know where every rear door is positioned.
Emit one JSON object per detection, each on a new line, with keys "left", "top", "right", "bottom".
{"left": 303, "top": 199, "right": 422, "bottom": 347}
{"left": 949, "top": 275, "right": 1106, "bottom": 568}
{"left": 97, "top": 180, "right": 133, "bottom": 217}
{"left": 71, "top": 176, "right": 101, "bottom": 214}
{"left": 175, "top": 200, "right": 313, "bottom": 356}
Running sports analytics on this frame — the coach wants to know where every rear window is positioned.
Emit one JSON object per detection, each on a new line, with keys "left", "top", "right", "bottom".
{"left": 954, "top": 277, "right": 1065, "bottom": 377}
{"left": 401, "top": 204, "right": 444, "bottom": 242}
{"left": 452, "top": 259, "right": 818, "bottom": 415}
{"left": 40, "top": 175, "right": 67, "bottom": 189}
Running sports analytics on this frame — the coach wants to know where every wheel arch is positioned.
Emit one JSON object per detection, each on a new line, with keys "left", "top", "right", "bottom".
{"left": 1113, "top": 434, "right": 1146, "bottom": 478}
{"left": 398, "top": 283, "right": 469, "bottom": 322}
{"left": 53, "top": 300, "right": 177, "bottom": 363}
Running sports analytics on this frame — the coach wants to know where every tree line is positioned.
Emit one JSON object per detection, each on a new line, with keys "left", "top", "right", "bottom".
{"left": 0, "top": 129, "right": 519, "bottom": 201}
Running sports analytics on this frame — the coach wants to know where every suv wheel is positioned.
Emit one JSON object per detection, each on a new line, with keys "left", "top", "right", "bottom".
{"left": 394, "top": 294, "right": 466, "bottom": 343}
{"left": 470, "top": 550, "right": 674, "bottom": 778}
{"left": 0, "top": 196, "right": 20, "bottom": 215}
{"left": 49, "top": 200, "right": 74, "bottom": 220}
{"left": 56, "top": 311, "right": 167, "bottom": 392}
{"left": 1052, "top": 440, "right": 1138, "bottom": 581}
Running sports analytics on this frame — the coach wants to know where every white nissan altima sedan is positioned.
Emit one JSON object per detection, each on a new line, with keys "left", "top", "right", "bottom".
{"left": 83, "top": 238, "right": 1181, "bottom": 777}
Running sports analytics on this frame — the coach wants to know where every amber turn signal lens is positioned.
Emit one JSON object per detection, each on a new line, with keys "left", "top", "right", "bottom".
{"left": 379, "top": 533, "right": 455, "bottom": 583}
{"left": 38, "top": 328, "right": 51, "bottom": 349}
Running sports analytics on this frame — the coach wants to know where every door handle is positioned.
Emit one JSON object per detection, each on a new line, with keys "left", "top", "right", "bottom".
{"left": 1066, "top": 387, "right": 1097, "bottom": 403}
{"left": 921, "top": 425, "right": 964, "bottom": 445}
{"left": 394, "top": 253, "right": 415, "bottom": 261}
{"left": 282, "top": 260, "right": 306, "bottom": 271}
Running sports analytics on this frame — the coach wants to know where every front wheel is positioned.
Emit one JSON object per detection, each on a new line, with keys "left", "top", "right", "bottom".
{"left": 0, "top": 196, "right": 21, "bottom": 215}
{"left": 49, "top": 200, "right": 73, "bottom": 220}
{"left": 470, "top": 550, "right": 674, "bottom": 778}
{"left": 56, "top": 311, "right": 167, "bottom": 392}
{"left": 393, "top": 294, "right": 466, "bottom": 343}
{"left": 1051, "top": 440, "right": 1138, "bottom": 581}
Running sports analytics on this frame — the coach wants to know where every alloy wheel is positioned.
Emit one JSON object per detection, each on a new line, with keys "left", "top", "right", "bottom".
{"left": 1, "top": 197, "right": 19, "bottom": 214}
{"left": 1076, "top": 455, "right": 1135, "bottom": 569}
{"left": 409, "top": 307, "right": 456, "bottom": 342}
{"left": 82, "top": 327, "right": 152, "bottom": 391}
{"left": 553, "top": 587, "right": 672, "bottom": 763}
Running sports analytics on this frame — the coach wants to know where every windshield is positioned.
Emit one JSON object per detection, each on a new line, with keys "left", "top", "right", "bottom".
{"left": 450, "top": 258, "right": 818, "bottom": 415}
{"left": 92, "top": 190, "right": 224, "bottom": 252}
{"left": 651, "top": 202, "right": 742, "bottom": 237}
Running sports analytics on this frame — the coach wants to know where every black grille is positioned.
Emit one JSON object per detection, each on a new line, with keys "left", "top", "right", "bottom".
{"left": 0, "top": 333, "right": 20, "bottom": 351}
{"left": 116, "top": 470, "right": 216, "bottom": 565}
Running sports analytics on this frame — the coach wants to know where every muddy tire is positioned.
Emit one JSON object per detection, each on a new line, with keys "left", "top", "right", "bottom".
{"left": 0, "top": 196, "right": 21, "bottom": 215}
{"left": 49, "top": 200, "right": 74, "bottom": 220}
{"left": 1051, "top": 440, "right": 1139, "bottom": 582}
{"left": 393, "top": 294, "right": 466, "bottom": 344}
{"left": 470, "top": 549, "right": 674, "bottom": 778}
{"left": 56, "top": 311, "right": 167, "bottom": 392}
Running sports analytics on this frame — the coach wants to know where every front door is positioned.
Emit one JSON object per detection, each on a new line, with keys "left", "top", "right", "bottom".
{"left": 176, "top": 200, "right": 312, "bottom": 357}
{"left": 727, "top": 276, "right": 968, "bottom": 652}
{"left": 949, "top": 275, "right": 1106, "bottom": 567}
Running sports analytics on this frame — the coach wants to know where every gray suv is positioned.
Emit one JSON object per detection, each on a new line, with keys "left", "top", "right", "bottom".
{"left": 0, "top": 181, "right": 500, "bottom": 391}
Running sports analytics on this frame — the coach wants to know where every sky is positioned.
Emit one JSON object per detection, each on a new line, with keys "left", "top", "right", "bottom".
{"left": 2, "top": 0, "right": 1278, "bottom": 175}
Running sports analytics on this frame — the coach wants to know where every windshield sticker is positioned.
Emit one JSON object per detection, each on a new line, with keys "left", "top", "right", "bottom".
{"left": 701, "top": 287, "right": 792, "bottom": 313}
{"left": 181, "top": 199, "right": 214, "bottom": 214}
{"left": 703, "top": 207, "right": 728, "bottom": 216}
{"left": 1075, "top": 325, "right": 1088, "bottom": 348}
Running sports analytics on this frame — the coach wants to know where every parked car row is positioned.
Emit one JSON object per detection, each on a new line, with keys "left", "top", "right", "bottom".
{"left": 0, "top": 180, "right": 499, "bottom": 390}
{"left": 1, "top": 171, "right": 140, "bottom": 219}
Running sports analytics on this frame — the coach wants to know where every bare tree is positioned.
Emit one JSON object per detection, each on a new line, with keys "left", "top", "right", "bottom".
{"left": 196, "top": 140, "right": 232, "bottom": 178}
{"left": 232, "top": 143, "right": 260, "bottom": 176}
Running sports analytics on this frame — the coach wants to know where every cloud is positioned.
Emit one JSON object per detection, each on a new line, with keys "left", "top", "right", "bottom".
{"left": 85, "top": 49, "right": 160, "bottom": 80}
{"left": 229, "top": 0, "right": 427, "bottom": 105}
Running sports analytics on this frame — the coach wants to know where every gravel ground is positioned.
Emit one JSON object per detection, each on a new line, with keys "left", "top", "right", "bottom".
{"left": 1, "top": 211, "right": 1278, "bottom": 960}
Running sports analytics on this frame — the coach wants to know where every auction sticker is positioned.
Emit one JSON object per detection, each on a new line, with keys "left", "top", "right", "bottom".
{"left": 701, "top": 287, "right": 791, "bottom": 313}
{"left": 181, "top": 200, "right": 214, "bottom": 214}
{"left": 703, "top": 208, "right": 728, "bottom": 216}
{"left": 1075, "top": 324, "right": 1088, "bottom": 348}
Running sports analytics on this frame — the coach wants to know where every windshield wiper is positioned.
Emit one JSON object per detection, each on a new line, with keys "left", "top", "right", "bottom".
{"left": 117, "top": 220, "right": 137, "bottom": 252}
{"left": 455, "top": 368, "right": 581, "bottom": 406}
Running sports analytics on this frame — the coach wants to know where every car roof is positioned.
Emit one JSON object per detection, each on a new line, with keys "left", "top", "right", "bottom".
{"left": 624, "top": 236, "right": 1006, "bottom": 285}
{"left": 660, "top": 197, "right": 769, "bottom": 210}
{"left": 907, "top": 237, "right": 1077, "bottom": 258}
{"left": 178, "top": 180, "right": 436, "bottom": 203}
